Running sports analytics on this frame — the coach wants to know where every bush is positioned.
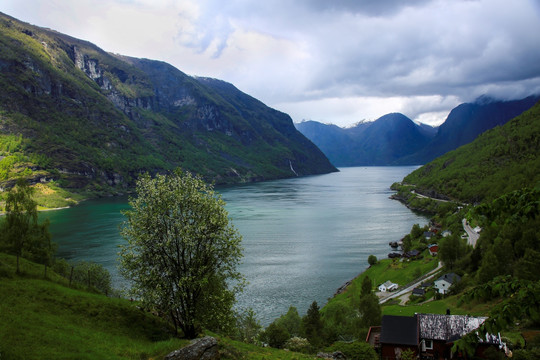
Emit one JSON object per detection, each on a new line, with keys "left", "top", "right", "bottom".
{"left": 234, "top": 308, "right": 262, "bottom": 344}
{"left": 368, "top": 255, "right": 377, "bottom": 266}
{"left": 71, "top": 261, "right": 112, "bottom": 295}
{"left": 52, "top": 258, "right": 71, "bottom": 278}
{"left": 284, "top": 337, "right": 311, "bottom": 353}
{"left": 325, "top": 341, "right": 378, "bottom": 360}
{"left": 260, "top": 322, "right": 290, "bottom": 349}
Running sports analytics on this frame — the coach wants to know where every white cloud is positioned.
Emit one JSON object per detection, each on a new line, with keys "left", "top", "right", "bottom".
{"left": 1, "top": 0, "right": 539, "bottom": 127}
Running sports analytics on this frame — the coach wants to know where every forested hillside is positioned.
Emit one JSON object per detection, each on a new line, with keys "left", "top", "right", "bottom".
{"left": 0, "top": 12, "right": 336, "bottom": 205}
{"left": 402, "top": 100, "right": 540, "bottom": 204}
{"left": 403, "top": 95, "right": 540, "bottom": 164}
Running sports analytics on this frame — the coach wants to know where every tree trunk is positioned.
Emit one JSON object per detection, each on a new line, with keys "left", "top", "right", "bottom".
{"left": 170, "top": 310, "right": 179, "bottom": 335}
{"left": 182, "top": 323, "right": 197, "bottom": 339}
{"left": 69, "top": 266, "right": 74, "bottom": 286}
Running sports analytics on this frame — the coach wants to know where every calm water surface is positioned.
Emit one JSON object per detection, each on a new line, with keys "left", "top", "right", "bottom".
{"left": 40, "top": 166, "right": 427, "bottom": 324}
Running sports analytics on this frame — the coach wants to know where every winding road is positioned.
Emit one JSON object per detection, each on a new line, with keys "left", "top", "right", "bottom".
{"left": 462, "top": 219, "right": 480, "bottom": 247}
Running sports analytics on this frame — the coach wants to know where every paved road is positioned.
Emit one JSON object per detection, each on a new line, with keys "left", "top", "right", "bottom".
{"left": 411, "top": 190, "right": 450, "bottom": 202}
{"left": 462, "top": 219, "right": 480, "bottom": 247}
{"left": 378, "top": 261, "right": 443, "bottom": 304}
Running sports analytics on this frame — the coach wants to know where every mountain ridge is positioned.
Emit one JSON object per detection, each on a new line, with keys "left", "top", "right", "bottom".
{"left": 295, "top": 113, "right": 435, "bottom": 166}
{"left": 296, "top": 95, "right": 539, "bottom": 167}
{"left": 0, "top": 12, "right": 336, "bottom": 200}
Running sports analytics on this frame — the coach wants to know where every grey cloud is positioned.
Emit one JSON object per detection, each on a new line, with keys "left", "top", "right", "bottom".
{"left": 298, "top": 0, "right": 434, "bottom": 16}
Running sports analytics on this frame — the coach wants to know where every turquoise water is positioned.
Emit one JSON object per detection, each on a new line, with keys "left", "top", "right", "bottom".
{"left": 39, "top": 166, "right": 427, "bottom": 324}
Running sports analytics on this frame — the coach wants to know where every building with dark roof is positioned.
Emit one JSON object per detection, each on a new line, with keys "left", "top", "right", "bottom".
{"left": 378, "top": 314, "right": 507, "bottom": 360}
{"left": 380, "top": 315, "right": 418, "bottom": 360}
{"left": 434, "top": 273, "right": 461, "bottom": 294}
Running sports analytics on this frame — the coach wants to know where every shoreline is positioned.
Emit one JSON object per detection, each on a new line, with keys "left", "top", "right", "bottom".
{"left": 38, "top": 206, "right": 72, "bottom": 212}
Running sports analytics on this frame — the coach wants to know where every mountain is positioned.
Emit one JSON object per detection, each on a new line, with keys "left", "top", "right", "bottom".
{"left": 292, "top": 121, "right": 355, "bottom": 165}
{"left": 402, "top": 99, "right": 540, "bottom": 203}
{"left": 296, "top": 96, "right": 539, "bottom": 167}
{"left": 403, "top": 95, "right": 540, "bottom": 164}
{"left": 0, "top": 12, "right": 336, "bottom": 196}
{"left": 295, "top": 113, "right": 435, "bottom": 166}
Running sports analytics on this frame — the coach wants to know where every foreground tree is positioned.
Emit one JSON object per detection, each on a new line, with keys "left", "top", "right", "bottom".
{"left": 119, "top": 170, "right": 244, "bottom": 338}
{"left": 1, "top": 178, "right": 53, "bottom": 274}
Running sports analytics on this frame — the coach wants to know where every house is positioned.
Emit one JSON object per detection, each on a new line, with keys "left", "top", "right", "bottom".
{"left": 434, "top": 273, "right": 461, "bottom": 294}
{"left": 428, "top": 243, "right": 439, "bottom": 256}
{"left": 417, "top": 314, "right": 508, "bottom": 359}
{"left": 412, "top": 287, "right": 425, "bottom": 297}
{"left": 378, "top": 280, "right": 398, "bottom": 292}
{"left": 404, "top": 249, "right": 421, "bottom": 259}
{"left": 380, "top": 315, "right": 418, "bottom": 360}
{"left": 378, "top": 314, "right": 508, "bottom": 360}
{"left": 423, "top": 231, "right": 435, "bottom": 240}
{"left": 442, "top": 230, "right": 452, "bottom": 237}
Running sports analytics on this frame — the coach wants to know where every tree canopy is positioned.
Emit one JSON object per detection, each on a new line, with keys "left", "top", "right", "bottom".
{"left": 119, "top": 169, "right": 244, "bottom": 338}
{"left": 0, "top": 178, "right": 54, "bottom": 274}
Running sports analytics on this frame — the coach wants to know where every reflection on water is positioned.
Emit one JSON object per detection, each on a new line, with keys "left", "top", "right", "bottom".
{"left": 40, "top": 166, "right": 427, "bottom": 325}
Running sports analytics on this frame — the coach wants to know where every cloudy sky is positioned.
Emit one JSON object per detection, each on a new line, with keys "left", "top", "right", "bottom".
{"left": 2, "top": 0, "right": 540, "bottom": 126}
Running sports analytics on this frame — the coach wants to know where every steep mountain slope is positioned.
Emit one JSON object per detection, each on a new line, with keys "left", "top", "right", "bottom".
{"left": 0, "top": 12, "right": 336, "bottom": 196}
{"left": 297, "top": 96, "right": 539, "bottom": 167}
{"left": 292, "top": 121, "right": 358, "bottom": 166}
{"left": 404, "top": 95, "right": 540, "bottom": 164}
{"left": 295, "top": 113, "right": 435, "bottom": 166}
{"left": 402, "top": 100, "right": 540, "bottom": 203}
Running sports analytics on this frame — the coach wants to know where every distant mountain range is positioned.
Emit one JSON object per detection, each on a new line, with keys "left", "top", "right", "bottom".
{"left": 0, "top": 12, "right": 336, "bottom": 194}
{"left": 296, "top": 95, "right": 540, "bottom": 166}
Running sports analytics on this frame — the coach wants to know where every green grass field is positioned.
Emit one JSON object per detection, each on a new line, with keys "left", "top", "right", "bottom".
{"left": 323, "top": 254, "right": 439, "bottom": 314}
{"left": 0, "top": 253, "right": 319, "bottom": 359}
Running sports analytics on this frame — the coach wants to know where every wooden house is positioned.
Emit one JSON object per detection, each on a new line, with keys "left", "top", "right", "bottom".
{"left": 428, "top": 244, "right": 439, "bottom": 256}
{"left": 377, "top": 314, "right": 507, "bottom": 360}
{"left": 380, "top": 315, "right": 418, "bottom": 360}
{"left": 434, "top": 273, "right": 461, "bottom": 295}
{"left": 378, "top": 280, "right": 398, "bottom": 292}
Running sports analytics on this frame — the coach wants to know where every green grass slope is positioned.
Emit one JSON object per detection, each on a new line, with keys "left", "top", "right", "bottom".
{"left": 0, "top": 253, "right": 317, "bottom": 360}
{"left": 402, "top": 100, "right": 540, "bottom": 203}
{"left": 0, "top": 253, "right": 187, "bottom": 359}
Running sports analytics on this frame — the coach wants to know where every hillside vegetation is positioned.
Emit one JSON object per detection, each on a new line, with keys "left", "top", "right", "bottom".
{"left": 0, "top": 12, "right": 335, "bottom": 207}
{"left": 401, "top": 100, "right": 540, "bottom": 204}
{"left": 0, "top": 253, "right": 321, "bottom": 360}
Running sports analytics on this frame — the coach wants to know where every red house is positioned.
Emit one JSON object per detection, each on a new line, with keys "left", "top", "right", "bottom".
{"left": 428, "top": 244, "right": 439, "bottom": 256}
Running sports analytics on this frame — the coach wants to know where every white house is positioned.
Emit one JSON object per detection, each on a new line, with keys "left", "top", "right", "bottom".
{"left": 434, "top": 273, "right": 461, "bottom": 294}
{"left": 378, "top": 280, "right": 398, "bottom": 292}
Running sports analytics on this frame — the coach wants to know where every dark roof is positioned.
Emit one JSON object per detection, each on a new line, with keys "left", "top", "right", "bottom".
{"left": 418, "top": 314, "right": 487, "bottom": 342}
{"left": 380, "top": 315, "right": 418, "bottom": 346}
{"left": 436, "top": 273, "right": 461, "bottom": 284}
{"left": 405, "top": 249, "right": 421, "bottom": 257}
{"left": 412, "top": 287, "right": 425, "bottom": 296}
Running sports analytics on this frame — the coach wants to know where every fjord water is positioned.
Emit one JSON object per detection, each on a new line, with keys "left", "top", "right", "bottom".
{"left": 40, "top": 166, "right": 427, "bottom": 325}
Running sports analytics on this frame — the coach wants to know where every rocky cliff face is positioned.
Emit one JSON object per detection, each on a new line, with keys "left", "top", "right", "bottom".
{"left": 0, "top": 12, "right": 336, "bottom": 192}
